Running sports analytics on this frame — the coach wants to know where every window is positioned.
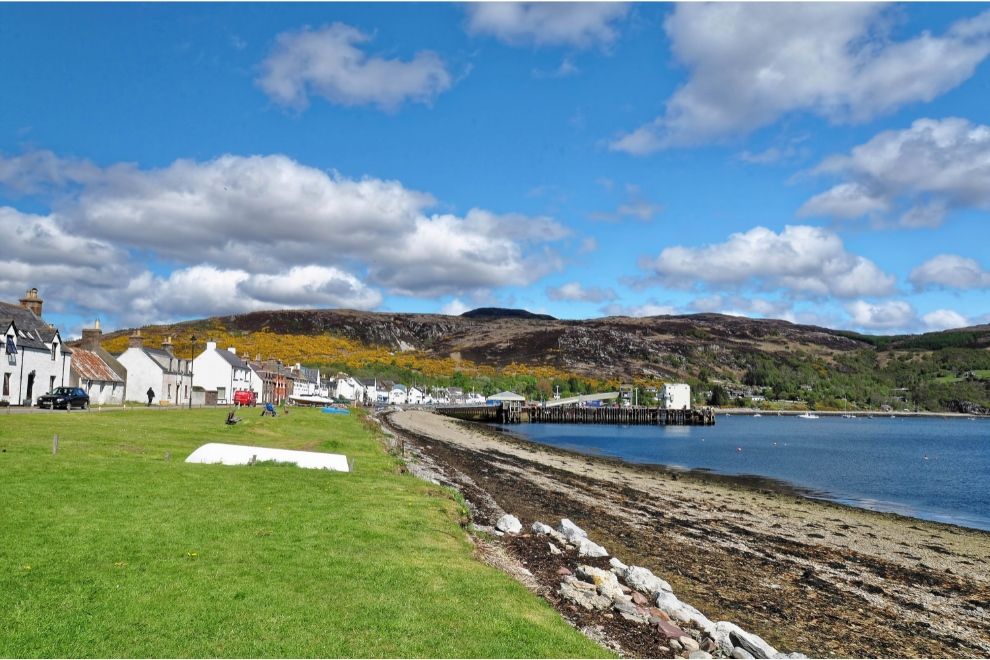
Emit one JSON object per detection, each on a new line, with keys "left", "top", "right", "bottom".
{"left": 4, "top": 336, "right": 16, "bottom": 354}
{"left": 2, "top": 372, "right": 9, "bottom": 396}
{"left": 51, "top": 342, "right": 57, "bottom": 360}
{"left": 217, "top": 386, "right": 226, "bottom": 402}
{"left": 168, "top": 383, "right": 172, "bottom": 399}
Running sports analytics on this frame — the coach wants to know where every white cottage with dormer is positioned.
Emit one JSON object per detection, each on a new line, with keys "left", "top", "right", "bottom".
{"left": 192, "top": 341, "right": 254, "bottom": 404}
{"left": 116, "top": 332, "right": 192, "bottom": 405}
{"left": 1, "top": 289, "right": 72, "bottom": 406}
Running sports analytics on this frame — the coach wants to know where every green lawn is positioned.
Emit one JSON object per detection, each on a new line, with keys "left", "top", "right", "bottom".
{"left": 0, "top": 407, "right": 608, "bottom": 658}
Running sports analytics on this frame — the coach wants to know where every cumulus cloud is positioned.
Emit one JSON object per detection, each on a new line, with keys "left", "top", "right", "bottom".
{"left": 256, "top": 23, "right": 452, "bottom": 111}
{"left": 800, "top": 118, "right": 990, "bottom": 227}
{"left": 440, "top": 298, "right": 471, "bottom": 316}
{"left": 546, "top": 281, "right": 617, "bottom": 303}
{"left": 0, "top": 150, "right": 101, "bottom": 195}
{"left": 0, "top": 150, "right": 570, "bottom": 325}
{"left": 600, "top": 301, "right": 678, "bottom": 318}
{"left": 611, "top": 5, "right": 990, "bottom": 153}
{"left": 642, "top": 225, "right": 895, "bottom": 299}
{"left": 466, "top": 3, "right": 629, "bottom": 48}
{"left": 922, "top": 308, "right": 970, "bottom": 331}
{"left": 846, "top": 300, "right": 917, "bottom": 331}
{"left": 909, "top": 254, "right": 990, "bottom": 291}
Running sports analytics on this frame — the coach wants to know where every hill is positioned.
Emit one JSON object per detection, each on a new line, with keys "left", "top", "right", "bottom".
{"left": 84, "top": 308, "right": 990, "bottom": 412}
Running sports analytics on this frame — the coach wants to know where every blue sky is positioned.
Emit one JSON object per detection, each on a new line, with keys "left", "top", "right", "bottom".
{"left": 2, "top": 2, "right": 990, "bottom": 338}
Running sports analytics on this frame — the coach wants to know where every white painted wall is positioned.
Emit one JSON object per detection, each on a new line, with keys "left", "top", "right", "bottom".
{"left": 660, "top": 383, "right": 691, "bottom": 410}
{"left": 1, "top": 323, "right": 71, "bottom": 406}
{"left": 193, "top": 343, "right": 252, "bottom": 403}
{"left": 117, "top": 348, "right": 191, "bottom": 405}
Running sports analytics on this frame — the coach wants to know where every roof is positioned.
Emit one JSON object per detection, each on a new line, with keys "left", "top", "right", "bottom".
{"left": 71, "top": 349, "right": 125, "bottom": 383}
{"left": 214, "top": 348, "right": 249, "bottom": 370}
{"left": 487, "top": 391, "right": 526, "bottom": 401}
{"left": 1, "top": 301, "right": 59, "bottom": 348}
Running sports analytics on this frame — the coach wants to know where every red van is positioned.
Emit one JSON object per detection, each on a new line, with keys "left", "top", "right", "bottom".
{"left": 233, "top": 390, "right": 257, "bottom": 406}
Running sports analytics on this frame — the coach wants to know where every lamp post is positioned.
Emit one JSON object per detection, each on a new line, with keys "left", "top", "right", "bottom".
{"left": 189, "top": 335, "right": 196, "bottom": 409}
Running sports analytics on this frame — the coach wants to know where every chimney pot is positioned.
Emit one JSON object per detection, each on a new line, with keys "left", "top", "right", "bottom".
{"left": 227, "top": 347, "right": 237, "bottom": 355}
{"left": 128, "top": 330, "right": 143, "bottom": 349}
{"left": 18, "top": 287, "right": 43, "bottom": 317}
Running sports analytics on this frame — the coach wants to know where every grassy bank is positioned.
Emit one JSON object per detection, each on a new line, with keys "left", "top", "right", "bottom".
{"left": 0, "top": 408, "right": 609, "bottom": 658}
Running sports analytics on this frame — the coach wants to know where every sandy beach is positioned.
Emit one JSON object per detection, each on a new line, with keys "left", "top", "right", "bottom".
{"left": 384, "top": 409, "right": 990, "bottom": 658}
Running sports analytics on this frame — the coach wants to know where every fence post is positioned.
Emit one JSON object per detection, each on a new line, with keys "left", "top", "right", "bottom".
{"left": 52, "top": 433, "right": 59, "bottom": 455}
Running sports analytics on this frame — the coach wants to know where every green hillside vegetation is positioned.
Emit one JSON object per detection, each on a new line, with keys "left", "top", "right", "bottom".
{"left": 0, "top": 408, "right": 610, "bottom": 658}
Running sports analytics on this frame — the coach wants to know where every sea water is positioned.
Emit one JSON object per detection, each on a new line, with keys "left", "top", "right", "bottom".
{"left": 500, "top": 415, "right": 990, "bottom": 531}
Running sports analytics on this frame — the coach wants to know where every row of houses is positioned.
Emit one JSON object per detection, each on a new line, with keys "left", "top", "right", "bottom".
{"left": 329, "top": 376, "right": 489, "bottom": 406}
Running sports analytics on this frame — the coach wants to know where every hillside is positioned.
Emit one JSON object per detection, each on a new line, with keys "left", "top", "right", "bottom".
{"left": 85, "top": 308, "right": 990, "bottom": 412}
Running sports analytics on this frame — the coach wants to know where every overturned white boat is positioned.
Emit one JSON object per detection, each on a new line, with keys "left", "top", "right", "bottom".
{"left": 185, "top": 443, "right": 349, "bottom": 472}
{"left": 288, "top": 394, "right": 335, "bottom": 406}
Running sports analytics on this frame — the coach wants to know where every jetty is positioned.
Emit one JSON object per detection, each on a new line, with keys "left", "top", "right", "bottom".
{"left": 436, "top": 402, "right": 715, "bottom": 426}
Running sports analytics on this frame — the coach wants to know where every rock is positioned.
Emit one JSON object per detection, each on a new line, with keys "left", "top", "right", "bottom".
{"left": 609, "top": 557, "right": 628, "bottom": 571}
{"left": 631, "top": 591, "right": 649, "bottom": 606}
{"left": 618, "top": 565, "right": 673, "bottom": 597}
{"left": 533, "top": 521, "right": 569, "bottom": 545}
{"left": 556, "top": 566, "right": 572, "bottom": 576}
{"left": 496, "top": 514, "right": 523, "bottom": 534}
{"left": 613, "top": 599, "right": 649, "bottom": 624}
{"left": 710, "top": 622, "right": 778, "bottom": 659}
{"left": 648, "top": 607, "right": 671, "bottom": 622}
{"left": 655, "top": 591, "right": 714, "bottom": 630}
{"left": 658, "top": 620, "right": 686, "bottom": 640}
{"left": 669, "top": 640, "right": 683, "bottom": 652}
{"left": 576, "top": 537, "right": 609, "bottom": 557}
{"left": 732, "top": 647, "right": 755, "bottom": 659}
{"left": 576, "top": 565, "right": 625, "bottom": 601}
{"left": 549, "top": 542, "right": 562, "bottom": 555}
{"left": 679, "top": 636, "right": 701, "bottom": 652}
{"left": 557, "top": 518, "right": 588, "bottom": 542}
{"left": 688, "top": 652, "right": 713, "bottom": 660}
{"left": 702, "top": 639, "right": 717, "bottom": 653}
{"left": 558, "top": 579, "right": 612, "bottom": 611}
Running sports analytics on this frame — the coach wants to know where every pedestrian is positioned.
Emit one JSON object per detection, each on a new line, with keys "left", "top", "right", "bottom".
{"left": 147, "top": 387, "right": 155, "bottom": 406}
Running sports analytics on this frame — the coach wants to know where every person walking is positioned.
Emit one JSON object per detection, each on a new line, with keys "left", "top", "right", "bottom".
{"left": 147, "top": 387, "right": 155, "bottom": 406}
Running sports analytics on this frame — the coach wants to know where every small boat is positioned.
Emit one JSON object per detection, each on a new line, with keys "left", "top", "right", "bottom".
{"left": 753, "top": 413, "right": 762, "bottom": 417}
{"left": 842, "top": 414, "right": 855, "bottom": 419}
{"left": 797, "top": 412, "right": 819, "bottom": 419}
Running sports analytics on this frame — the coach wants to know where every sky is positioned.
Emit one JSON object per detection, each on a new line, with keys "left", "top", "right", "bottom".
{"left": 2, "top": 2, "right": 990, "bottom": 338}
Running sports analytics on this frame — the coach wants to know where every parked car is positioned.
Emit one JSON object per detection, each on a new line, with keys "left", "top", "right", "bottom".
{"left": 37, "top": 387, "right": 89, "bottom": 410}
{"left": 232, "top": 389, "right": 257, "bottom": 406}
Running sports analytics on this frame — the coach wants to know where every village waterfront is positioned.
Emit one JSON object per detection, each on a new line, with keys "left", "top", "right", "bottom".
{"left": 499, "top": 414, "right": 990, "bottom": 531}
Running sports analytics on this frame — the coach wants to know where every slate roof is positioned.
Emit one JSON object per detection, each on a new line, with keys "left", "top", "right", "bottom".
{"left": 141, "top": 347, "right": 187, "bottom": 374}
{"left": 1, "top": 301, "right": 58, "bottom": 349}
{"left": 71, "top": 349, "right": 125, "bottom": 383}
{"left": 214, "top": 349, "right": 250, "bottom": 370}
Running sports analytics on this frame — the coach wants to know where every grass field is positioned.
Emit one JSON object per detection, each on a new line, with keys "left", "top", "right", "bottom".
{"left": 0, "top": 407, "right": 609, "bottom": 658}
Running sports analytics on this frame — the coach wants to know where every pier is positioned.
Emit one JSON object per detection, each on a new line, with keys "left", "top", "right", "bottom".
{"left": 436, "top": 403, "right": 715, "bottom": 426}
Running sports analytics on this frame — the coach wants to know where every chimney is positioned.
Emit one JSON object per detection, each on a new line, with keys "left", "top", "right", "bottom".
{"left": 81, "top": 319, "right": 103, "bottom": 350}
{"left": 19, "top": 288, "right": 43, "bottom": 317}
{"left": 227, "top": 347, "right": 237, "bottom": 355}
{"left": 206, "top": 341, "right": 218, "bottom": 351}
{"left": 128, "top": 330, "right": 144, "bottom": 349}
{"left": 161, "top": 335, "right": 173, "bottom": 353}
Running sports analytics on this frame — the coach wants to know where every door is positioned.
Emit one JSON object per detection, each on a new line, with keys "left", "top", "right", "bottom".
{"left": 26, "top": 371, "right": 35, "bottom": 404}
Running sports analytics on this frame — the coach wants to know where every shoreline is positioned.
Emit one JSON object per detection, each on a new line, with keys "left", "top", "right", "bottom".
{"left": 385, "top": 409, "right": 990, "bottom": 658}
{"left": 716, "top": 407, "right": 987, "bottom": 418}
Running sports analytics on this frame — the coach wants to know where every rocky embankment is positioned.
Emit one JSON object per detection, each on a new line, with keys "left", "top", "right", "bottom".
{"left": 380, "top": 410, "right": 990, "bottom": 658}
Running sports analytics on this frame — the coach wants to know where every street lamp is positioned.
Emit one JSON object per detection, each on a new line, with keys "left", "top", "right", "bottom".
{"left": 189, "top": 335, "right": 196, "bottom": 409}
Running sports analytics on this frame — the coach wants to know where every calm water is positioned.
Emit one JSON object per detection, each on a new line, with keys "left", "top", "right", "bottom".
{"left": 500, "top": 415, "right": 990, "bottom": 531}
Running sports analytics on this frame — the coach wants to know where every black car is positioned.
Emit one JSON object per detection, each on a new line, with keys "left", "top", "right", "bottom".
{"left": 37, "top": 387, "right": 90, "bottom": 410}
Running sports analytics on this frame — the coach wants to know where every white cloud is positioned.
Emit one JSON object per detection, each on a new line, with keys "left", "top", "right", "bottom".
{"left": 547, "top": 281, "right": 617, "bottom": 303}
{"left": 800, "top": 118, "right": 990, "bottom": 226}
{"left": 611, "top": 6, "right": 990, "bottom": 152}
{"left": 922, "top": 308, "right": 970, "bottom": 331}
{"left": 440, "top": 298, "right": 471, "bottom": 316}
{"left": 589, "top": 183, "right": 661, "bottom": 222}
{"left": 909, "top": 254, "right": 990, "bottom": 291}
{"left": 256, "top": 23, "right": 452, "bottom": 111}
{"left": 0, "top": 150, "right": 101, "bottom": 194}
{"left": 532, "top": 57, "right": 580, "bottom": 79}
{"left": 0, "top": 150, "right": 570, "bottom": 326}
{"left": 466, "top": 3, "right": 629, "bottom": 48}
{"left": 643, "top": 225, "right": 895, "bottom": 299}
{"left": 600, "top": 301, "right": 678, "bottom": 318}
{"left": 846, "top": 300, "right": 917, "bottom": 331}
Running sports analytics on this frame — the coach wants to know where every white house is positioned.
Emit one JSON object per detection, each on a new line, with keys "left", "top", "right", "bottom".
{"left": 389, "top": 383, "right": 408, "bottom": 405}
{"left": 357, "top": 378, "right": 379, "bottom": 405}
{"left": 407, "top": 385, "right": 424, "bottom": 405}
{"left": 1, "top": 289, "right": 72, "bottom": 406}
{"left": 116, "top": 333, "right": 192, "bottom": 405}
{"left": 660, "top": 383, "right": 691, "bottom": 410}
{"left": 333, "top": 373, "right": 365, "bottom": 402}
{"left": 193, "top": 342, "right": 253, "bottom": 404}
